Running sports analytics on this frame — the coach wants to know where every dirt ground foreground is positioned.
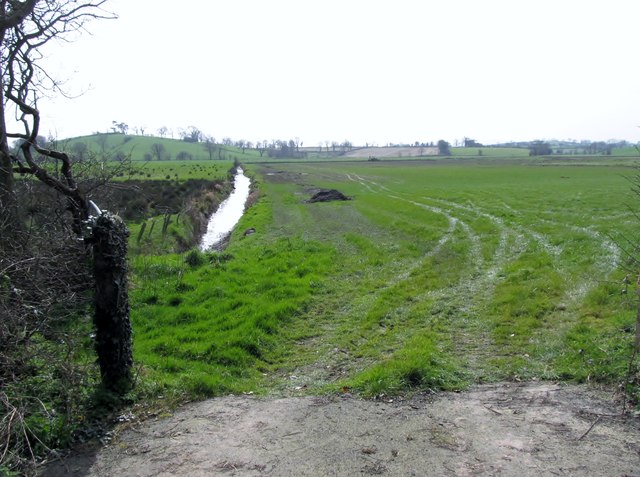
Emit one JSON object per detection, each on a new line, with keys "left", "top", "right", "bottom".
{"left": 42, "top": 382, "right": 639, "bottom": 476}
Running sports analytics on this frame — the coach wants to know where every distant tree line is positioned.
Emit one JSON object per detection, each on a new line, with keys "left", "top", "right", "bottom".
{"left": 493, "top": 139, "right": 631, "bottom": 156}
{"left": 99, "top": 125, "right": 636, "bottom": 161}
{"left": 99, "top": 123, "right": 471, "bottom": 160}
{"left": 104, "top": 122, "right": 636, "bottom": 159}
{"left": 463, "top": 137, "right": 483, "bottom": 148}
{"left": 526, "top": 140, "right": 621, "bottom": 156}
{"left": 264, "top": 139, "right": 303, "bottom": 158}
{"left": 528, "top": 140, "right": 553, "bottom": 156}
{"left": 582, "top": 141, "right": 614, "bottom": 155}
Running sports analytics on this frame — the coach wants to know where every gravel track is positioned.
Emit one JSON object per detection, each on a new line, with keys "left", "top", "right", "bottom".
{"left": 41, "top": 383, "right": 640, "bottom": 477}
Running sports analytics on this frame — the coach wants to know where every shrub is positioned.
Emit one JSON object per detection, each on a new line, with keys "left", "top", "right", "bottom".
{"left": 184, "top": 249, "right": 205, "bottom": 267}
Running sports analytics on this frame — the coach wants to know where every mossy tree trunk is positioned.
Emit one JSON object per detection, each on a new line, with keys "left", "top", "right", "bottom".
{"left": 90, "top": 212, "right": 133, "bottom": 394}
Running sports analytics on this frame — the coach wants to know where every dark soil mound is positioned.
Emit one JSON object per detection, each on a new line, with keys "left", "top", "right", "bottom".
{"left": 308, "top": 189, "right": 351, "bottom": 203}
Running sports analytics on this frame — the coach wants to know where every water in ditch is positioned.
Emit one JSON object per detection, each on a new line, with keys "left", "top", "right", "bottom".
{"left": 200, "top": 168, "right": 251, "bottom": 251}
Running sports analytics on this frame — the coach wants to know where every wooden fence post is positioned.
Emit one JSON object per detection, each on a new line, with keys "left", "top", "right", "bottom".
{"left": 89, "top": 212, "right": 133, "bottom": 394}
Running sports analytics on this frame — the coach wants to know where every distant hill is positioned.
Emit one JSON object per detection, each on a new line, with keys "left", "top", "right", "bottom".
{"left": 59, "top": 133, "right": 261, "bottom": 162}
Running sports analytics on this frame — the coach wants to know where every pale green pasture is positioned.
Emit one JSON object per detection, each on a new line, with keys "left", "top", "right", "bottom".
{"left": 61, "top": 133, "right": 260, "bottom": 162}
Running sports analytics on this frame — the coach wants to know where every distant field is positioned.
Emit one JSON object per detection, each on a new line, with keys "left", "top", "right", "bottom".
{"left": 607, "top": 146, "right": 640, "bottom": 156}
{"left": 129, "top": 159, "right": 638, "bottom": 398}
{"left": 343, "top": 146, "right": 439, "bottom": 158}
{"left": 450, "top": 147, "right": 529, "bottom": 157}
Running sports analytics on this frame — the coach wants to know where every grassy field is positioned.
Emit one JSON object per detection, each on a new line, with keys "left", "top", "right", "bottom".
{"left": 127, "top": 158, "right": 639, "bottom": 401}
{"left": 60, "top": 133, "right": 261, "bottom": 163}
{"left": 125, "top": 159, "right": 233, "bottom": 181}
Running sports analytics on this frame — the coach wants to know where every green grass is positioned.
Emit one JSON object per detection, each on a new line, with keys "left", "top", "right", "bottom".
{"left": 125, "top": 160, "right": 233, "bottom": 181}
{"left": 128, "top": 213, "right": 189, "bottom": 254}
{"left": 129, "top": 193, "right": 337, "bottom": 398}
{"left": 126, "top": 158, "right": 639, "bottom": 401}
{"left": 349, "top": 332, "right": 468, "bottom": 396}
{"left": 60, "top": 133, "right": 262, "bottom": 163}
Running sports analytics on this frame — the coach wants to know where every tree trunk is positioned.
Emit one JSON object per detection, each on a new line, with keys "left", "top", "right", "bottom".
{"left": 0, "top": 146, "right": 16, "bottom": 226}
{"left": 0, "top": 74, "right": 19, "bottom": 243}
{"left": 91, "top": 212, "right": 133, "bottom": 394}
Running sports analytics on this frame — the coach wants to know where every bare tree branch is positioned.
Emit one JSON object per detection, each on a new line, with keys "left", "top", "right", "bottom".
{"left": 1, "top": 0, "right": 115, "bottom": 234}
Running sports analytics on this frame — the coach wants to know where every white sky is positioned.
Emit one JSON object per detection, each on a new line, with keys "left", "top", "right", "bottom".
{"left": 33, "top": 0, "right": 640, "bottom": 146}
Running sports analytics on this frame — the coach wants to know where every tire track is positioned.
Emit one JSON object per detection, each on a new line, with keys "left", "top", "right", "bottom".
{"left": 343, "top": 173, "right": 521, "bottom": 311}
{"left": 338, "top": 173, "right": 586, "bottom": 374}
{"left": 339, "top": 174, "right": 530, "bottom": 373}
{"left": 293, "top": 169, "right": 622, "bottom": 385}
{"left": 283, "top": 173, "right": 492, "bottom": 388}
{"left": 496, "top": 201, "right": 621, "bottom": 303}
{"left": 263, "top": 166, "right": 627, "bottom": 394}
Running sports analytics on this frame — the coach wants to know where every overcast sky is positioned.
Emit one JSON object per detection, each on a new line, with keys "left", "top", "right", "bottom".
{"left": 34, "top": 0, "right": 640, "bottom": 146}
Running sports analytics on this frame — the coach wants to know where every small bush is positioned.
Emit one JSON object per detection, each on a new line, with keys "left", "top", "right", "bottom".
{"left": 184, "top": 249, "right": 205, "bottom": 267}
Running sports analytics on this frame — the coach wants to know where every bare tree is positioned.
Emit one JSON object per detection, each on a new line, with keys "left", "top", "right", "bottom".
{"left": 203, "top": 135, "right": 216, "bottom": 160}
{"left": 235, "top": 139, "right": 247, "bottom": 153}
{"left": 95, "top": 132, "right": 109, "bottom": 156}
{"left": 256, "top": 139, "right": 268, "bottom": 157}
{"left": 150, "top": 142, "right": 167, "bottom": 161}
{"left": 1, "top": 0, "right": 115, "bottom": 237}
{"left": 179, "top": 125, "right": 203, "bottom": 143}
{"left": 110, "top": 120, "right": 128, "bottom": 134}
{"left": 71, "top": 140, "right": 88, "bottom": 161}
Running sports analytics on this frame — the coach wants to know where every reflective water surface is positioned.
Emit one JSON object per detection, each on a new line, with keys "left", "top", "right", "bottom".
{"left": 200, "top": 168, "right": 251, "bottom": 250}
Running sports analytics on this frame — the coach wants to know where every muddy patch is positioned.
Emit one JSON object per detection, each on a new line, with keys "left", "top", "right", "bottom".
{"left": 262, "top": 169, "right": 308, "bottom": 185}
{"left": 40, "top": 382, "right": 640, "bottom": 476}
